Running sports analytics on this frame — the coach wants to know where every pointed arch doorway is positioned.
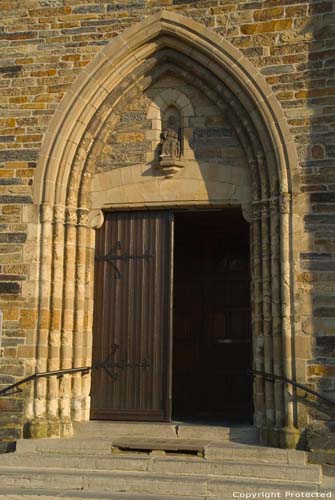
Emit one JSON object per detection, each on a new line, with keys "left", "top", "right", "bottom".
{"left": 90, "top": 207, "right": 253, "bottom": 424}
{"left": 31, "top": 10, "right": 300, "bottom": 447}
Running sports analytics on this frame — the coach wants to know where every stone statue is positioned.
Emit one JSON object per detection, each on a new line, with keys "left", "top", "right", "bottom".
{"left": 160, "top": 128, "right": 180, "bottom": 160}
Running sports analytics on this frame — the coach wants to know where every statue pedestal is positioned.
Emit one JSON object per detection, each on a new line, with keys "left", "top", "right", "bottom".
{"left": 158, "top": 158, "right": 184, "bottom": 177}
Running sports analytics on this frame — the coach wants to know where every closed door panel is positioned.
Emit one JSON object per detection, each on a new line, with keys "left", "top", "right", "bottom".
{"left": 91, "top": 211, "right": 173, "bottom": 421}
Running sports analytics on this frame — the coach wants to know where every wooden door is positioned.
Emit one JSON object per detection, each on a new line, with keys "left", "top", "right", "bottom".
{"left": 201, "top": 234, "right": 252, "bottom": 419}
{"left": 173, "top": 210, "right": 252, "bottom": 420}
{"left": 91, "top": 211, "right": 173, "bottom": 421}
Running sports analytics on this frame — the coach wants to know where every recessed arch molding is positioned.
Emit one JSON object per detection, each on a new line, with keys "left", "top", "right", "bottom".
{"left": 29, "top": 10, "right": 299, "bottom": 448}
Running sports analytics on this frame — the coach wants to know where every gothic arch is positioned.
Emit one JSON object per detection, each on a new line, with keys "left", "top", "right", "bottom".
{"left": 30, "top": 10, "right": 299, "bottom": 447}
{"left": 33, "top": 11, "right": 297, "bottom": 205}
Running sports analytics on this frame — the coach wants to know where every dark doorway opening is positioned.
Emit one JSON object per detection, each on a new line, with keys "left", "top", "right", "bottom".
{"left": 172, "top": 209, "right": 253, "bottom": 423}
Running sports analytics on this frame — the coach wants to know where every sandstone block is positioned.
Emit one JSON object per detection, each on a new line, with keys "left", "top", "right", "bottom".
{"left": 0, "top": 118, "right": 15, "bottom": 128}
{"left": 241, "top": 19, "right": 292, "bottom": 34}
{"left": 116, "top": 132, "right": 145, "bottom": 143}
{"left": 0, "top": 283, "right": 20, "bottom": 294}
{"left": 15, "top": 58, "right": 33, "bottom": 65}
{"left": 253, "top": 7, "right": 284, "bottom": 21}
{"left": 19, "top": 309, "right": 37, "bottom": 329}
{"left": 286, "top": 5, "right": 308, "bottom": 17}
{"left": 262, "top": 64, "right": 295, "bottom": 75}
{"left": 0, "top": 170, "right": 14, "bottom": 178}
{"left": 311, "top": 145, "right": 325, "bottom": 159}
{"left": 309, "top": 2, "right": 334, "bottom": 15}
{"left": 61, "top": 55, "right": 81, "bottom": 62}
{"left": 308, "top": 365, "right": 335, "bottom": 377}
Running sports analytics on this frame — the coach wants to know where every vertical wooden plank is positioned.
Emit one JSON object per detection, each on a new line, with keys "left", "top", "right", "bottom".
{"left": 90, "top": 210, "right": 173, "bottom": 421}
{"left": 165, "top": 211, "right": 174, "bottom": 420}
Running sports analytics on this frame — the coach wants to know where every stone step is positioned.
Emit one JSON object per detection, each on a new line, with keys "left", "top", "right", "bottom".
{"left": 205, "top": 441, "right": 307, "bottom": 465}
{"left": 0, "top": 467, "right": 321, "bottom": 497}
{"left": 309, "top": 450, "right": 335, "bottom": 476}
{"left": 0, "top": 452, "right": 321, "bottom": 483}
{"left": 111, "top": 437, "right": 206, "bottom": 454}
{"left": 16, "top": 437, "right": 135, "bottom": 455}
{"left": 0, "top": 488, "right": 215, "bottom": 500}
{"left": 73, "top": 421, "right": 257, "bottom": 442}
{"left": 149, "top": 456, "right": 321, "bottom": 483}
{"left": 15, "top": 436, "right": 308, "bottom": 466}
{"left": 14, "top": 437, "right": 204, "bottom": 456}
{"left": 110, "top": 436, "right": 308, "bottom": 465}
{"left": 73, "top": 421, "right": 179, "bottom": 439}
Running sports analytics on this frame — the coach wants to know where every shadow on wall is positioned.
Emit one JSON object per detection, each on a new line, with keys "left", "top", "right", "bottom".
{"left": 91, "top": 72, "right": 251, "bottom": 209}
{"left": 289, "top": 5, "right": 335, "bottom": 468}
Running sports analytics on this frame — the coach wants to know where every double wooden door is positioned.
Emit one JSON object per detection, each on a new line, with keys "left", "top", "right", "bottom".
{"left": 90, "top": 209, "right": 252, "bottom": 421}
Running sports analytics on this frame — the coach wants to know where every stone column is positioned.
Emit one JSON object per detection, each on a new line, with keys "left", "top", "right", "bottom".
{"left": 71, "top": 208, "right": 89, "bottom": 422}
{"left": 260, "top": 201, "right": 276, "bottom": 445}
{"left": 251, "top": 204, "right": 265, "bottom": 435}
{"left": 27, "top": 204, "right": 53, "bottom": 439}
{"left": 81, "top": 226, "right": 96, "bottom": 421}
{"left": 46, "top": 205, "right": 66, "bottom": 437}
{"left": 58, "top": 206, "right": 78, "bottom": 436}
{"left": 279, "top": 192, "right": 299, "bottom": 448}
{"left": 270, "top": 197, "right": 285, "bottom": 445}
{"left": 81, "top": 210, "right": 104, "bottom": 421}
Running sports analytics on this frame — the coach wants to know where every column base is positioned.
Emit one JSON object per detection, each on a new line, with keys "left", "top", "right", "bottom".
{"left": 23, "top": 418, "right": 73, "bottom": 439}
{"left": 257, "top": 424, "right": 300, "bottom": 449}
{"left": 257, "top": 425, "right": 281, "bottom": 448}
{"left": 280, "top": 425, "right": 301, "bottom": 449}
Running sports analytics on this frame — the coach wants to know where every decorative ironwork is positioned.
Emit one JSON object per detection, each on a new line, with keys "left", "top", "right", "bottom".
{"left": 94, "top": 343, "right": 150, "bottom": 381}
{"left": 0, "top": 341, "right": 150, "bottom": 397}
{"left": 95, "top": 241, "right": 154, "bottom": 279}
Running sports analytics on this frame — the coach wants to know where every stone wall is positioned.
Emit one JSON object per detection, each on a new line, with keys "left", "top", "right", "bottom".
{"left": 0, "top": 0, "right": 334, "bottom": 444}
{"left": 91, "top": 75, "right": 250, "bottom": 207}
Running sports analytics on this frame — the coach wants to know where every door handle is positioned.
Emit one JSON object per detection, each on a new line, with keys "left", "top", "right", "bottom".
{"left": 216, "top": 339, "right": 250, "bottom": 344}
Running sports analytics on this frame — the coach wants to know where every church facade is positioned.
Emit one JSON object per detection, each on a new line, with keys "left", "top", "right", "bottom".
{"left": 0, "top": 0, "right": 334, "bottom": 450}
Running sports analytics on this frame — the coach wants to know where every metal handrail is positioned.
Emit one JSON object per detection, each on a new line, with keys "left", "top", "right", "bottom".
{"left": 0, "top": 365, "right": 91, "bottom": 397}
{"left": 249, "top": 369, "right": 335, "bottom": 408}
{"left": 2, "top": 365, "right": 333, "bottom": 409}
{"left": 0, "top": 357, "right": 150, "bottom": 398}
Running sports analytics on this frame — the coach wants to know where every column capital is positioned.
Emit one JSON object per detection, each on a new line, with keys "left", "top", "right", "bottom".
{"left": 40, "top": 203, "right": 53, "bottom": 223}
{"left": 88, "top": 209, "right": 104, "bottom": 230}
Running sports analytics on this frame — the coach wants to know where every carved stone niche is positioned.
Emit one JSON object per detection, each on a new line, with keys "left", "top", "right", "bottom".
{"left": 158, "top": 106, "right": 184, "bottom": 177}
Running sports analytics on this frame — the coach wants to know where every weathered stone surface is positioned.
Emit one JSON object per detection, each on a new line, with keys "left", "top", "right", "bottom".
{"left": 311, "top": 192, "right": 335, "bottom": 203}
{"left": 0, "top": 196, "right": 32, "bottom": 204}
{"left": 261, "top": 64, "right": 295, "bottom": 75}
{"left": 0, "top": 0, "right": 333, "bottom": 451}
{"left": 0, "top": 283, "right": 20, "bottom": 294}
{"left": 0, "top": 233, "right": 26, "bottom": 243}
{"left": 0, "top": 398, "right": 24, "bottom": 413}
{"left": 241, "top": 19, "right": 292, "bottom": 34}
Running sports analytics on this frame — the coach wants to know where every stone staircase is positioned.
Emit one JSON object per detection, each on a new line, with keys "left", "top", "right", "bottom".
{"left": 0, "top": 422, "right": 332, "bottom": 500}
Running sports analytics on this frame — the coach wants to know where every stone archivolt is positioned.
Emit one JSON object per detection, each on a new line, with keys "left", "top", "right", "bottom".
{"left": 28, "top": 11, "right": 299, "bottom": 447}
